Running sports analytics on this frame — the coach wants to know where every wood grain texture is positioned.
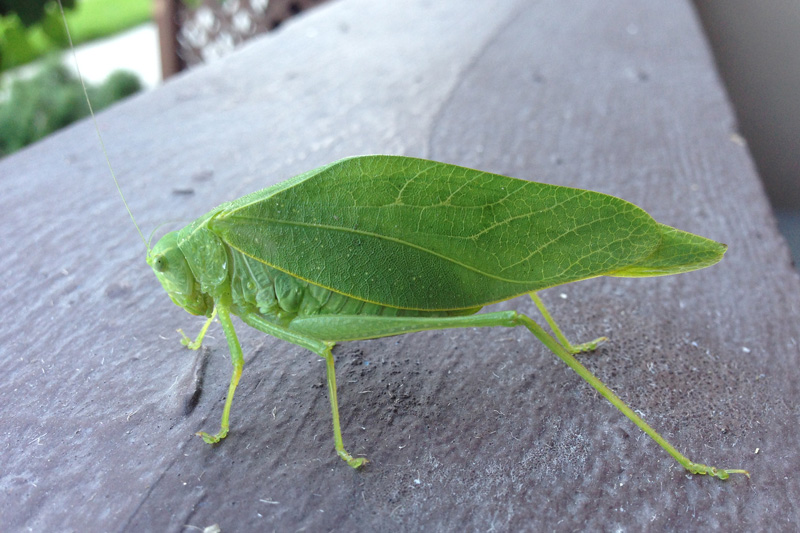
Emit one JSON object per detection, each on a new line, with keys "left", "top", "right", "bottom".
{"left": 1, "top": 0, "right": 798, "bottom": 530}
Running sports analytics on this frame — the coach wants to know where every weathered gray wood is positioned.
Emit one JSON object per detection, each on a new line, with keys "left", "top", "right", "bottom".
{"left": 2, "top": 0, "right": 798, "bottom": 530}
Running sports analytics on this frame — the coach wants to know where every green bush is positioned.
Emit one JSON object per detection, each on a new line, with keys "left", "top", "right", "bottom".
{"left": 0, "top": 0, "right": 151, "bottom": 72}
{"left": 0, "top": 59, "right": 141, "bottom": 156}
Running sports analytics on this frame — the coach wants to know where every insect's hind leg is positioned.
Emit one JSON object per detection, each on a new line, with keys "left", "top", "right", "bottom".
{"left": 512, "top": 312, "right": 748, "bottom": 480}
{"left": 530, "top": 292, "right": 606, "bottom": 353}
{"left": 292, "top": 311, "right": 747, "bottom": 478}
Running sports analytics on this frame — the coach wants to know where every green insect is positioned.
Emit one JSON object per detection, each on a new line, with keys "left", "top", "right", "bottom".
{"left": 145, "top": 155, "right": 747, "bottom": 479}
{"left": 56, "top": 1, "right": 747, "bottom": 481}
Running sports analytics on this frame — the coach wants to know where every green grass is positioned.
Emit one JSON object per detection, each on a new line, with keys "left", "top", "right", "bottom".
{"left": 1, "top": 0, "right": 152, "bottom": 72}
{"left": 58, "top": 0, "right": 153, "bottom": 43}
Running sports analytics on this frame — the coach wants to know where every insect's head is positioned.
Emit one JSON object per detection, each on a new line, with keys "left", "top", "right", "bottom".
{"left": 147, "top": 231, "right": 211, "bottom": 316}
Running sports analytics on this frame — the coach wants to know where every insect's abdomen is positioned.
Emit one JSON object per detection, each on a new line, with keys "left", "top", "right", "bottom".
{"left": 227, "top": 246, "right": 474, "bottom": 325}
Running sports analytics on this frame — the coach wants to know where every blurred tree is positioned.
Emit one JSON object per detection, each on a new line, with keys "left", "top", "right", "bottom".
{"left": 1, "top": 0, "right": 75, "bottom": 70}
{"left": 0, "top": 0, "right": 75, "bottom": 27}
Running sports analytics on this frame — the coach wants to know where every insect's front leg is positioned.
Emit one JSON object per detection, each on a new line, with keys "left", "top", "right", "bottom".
{"left": 179, "top": 308, "right": 217, "bottom": 350}
{"left": 530, "top": 292, "right": 607, "bottom": 354}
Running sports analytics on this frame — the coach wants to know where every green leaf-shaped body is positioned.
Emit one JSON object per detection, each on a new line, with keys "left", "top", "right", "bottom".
{"left": 145, "top": 155, "right": 743, "bottom": 476}
{"left": 204, "top": 155, "right": 724, "bottom": 311}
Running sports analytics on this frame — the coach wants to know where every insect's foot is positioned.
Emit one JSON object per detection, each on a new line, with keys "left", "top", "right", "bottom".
{"left": 571, "top": 336, "right": 608, "bottom": 354}
{"left": 197, "top": 428, "right": 228, "bottom": 444}
{"left": 178, "top": 329, "right": 203, "bottom": 350}
{"left": 686, "top": 462, "right": 750, "bottom": 480}
{"left": 348, "top": 457, "right": 369, "bottom": 469}
{"left": 178, "top": 312, "right": 215, "bottom": 349}
{"left": 338, "top": 450, "right": 368, "bottom": 469}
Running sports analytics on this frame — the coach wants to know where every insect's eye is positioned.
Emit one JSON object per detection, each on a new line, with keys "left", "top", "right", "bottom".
{"left": 153, "top": 255, "right": 168, "bottom": 272}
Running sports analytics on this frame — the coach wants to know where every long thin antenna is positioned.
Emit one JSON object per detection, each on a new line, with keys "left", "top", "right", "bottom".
{"left": 57, "top": 0, "right": 150, "bottom": 252}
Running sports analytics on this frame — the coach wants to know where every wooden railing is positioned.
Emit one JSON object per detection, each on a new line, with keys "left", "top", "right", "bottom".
{"left": 2, "top": 0, "right": 797, "bottom": 530}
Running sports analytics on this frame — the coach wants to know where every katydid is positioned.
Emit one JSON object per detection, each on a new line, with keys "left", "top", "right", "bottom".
{"left": 145, "top": 155, "right": 749, "bottom": 479}
{"left": 59, "top": 7, "right": 747, "bottom": 482}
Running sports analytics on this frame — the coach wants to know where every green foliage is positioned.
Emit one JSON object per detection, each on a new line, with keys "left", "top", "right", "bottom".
{"left": 0, "top": 0, "right": 150, "bottom": 71}
{"left": 0, "top": 0, "right": 75, "bottom": 27}
{"left": 0, "top": 0, "right": 73, "bottom": 70}
{"left": 0, "top": 59, "right": 141, "bottom": 157}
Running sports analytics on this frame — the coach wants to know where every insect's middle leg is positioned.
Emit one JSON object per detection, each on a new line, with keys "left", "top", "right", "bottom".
{"left": 320, "top": 343, "right": 368, "bottom": 468}
{"left": 240, "top": 313, "right": 367, "bottom": 468}
{"left": 197, "top": 304, "right": 242, "bottom": 444}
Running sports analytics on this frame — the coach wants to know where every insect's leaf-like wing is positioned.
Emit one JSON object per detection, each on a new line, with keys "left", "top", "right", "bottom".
{"left": 213, "top": 156, "right": 661, "bottom": 310}
{"left": 608, "top": 224, "right": 726, "bottom": 277}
